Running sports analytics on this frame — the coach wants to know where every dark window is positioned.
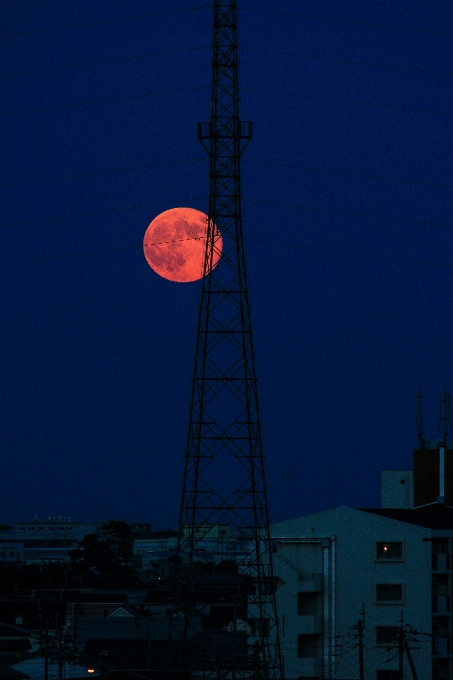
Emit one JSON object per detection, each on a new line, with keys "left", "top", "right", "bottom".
{"left": 376, "top": 584, "right": 403, "bottom": 602}
{"left": 18, "top": 527, "right": 25, "bottom": 531}
{"left": 376, "top": 626, "right": 399, "bottom": 645}
{"left": 376, "top": 671, "right": 400, "bottom": 680}
{"left": 376, "top": 542, "right": 402, "bottom": 559}
{"left": 248, "top": 618, "right": 270, "bottom": 637}
{"left": 298, "top": 592, "right": 319, "bottom": 615}
{"left": 297, "top": 634, "right": 322, "bottom": 658}
{"left": 103, "top": 610, "right": 108, "bottom": 617}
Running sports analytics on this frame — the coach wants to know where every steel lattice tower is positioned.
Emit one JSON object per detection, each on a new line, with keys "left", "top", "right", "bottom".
{"left": 169, "top": 2, "right": 283, "bottom": 679}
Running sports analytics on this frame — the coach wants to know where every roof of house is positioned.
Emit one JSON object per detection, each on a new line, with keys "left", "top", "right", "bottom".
{"left": 359, "top": 503, "right": 453, "bottom": 529}
{"left": 0, "top": 664, "right": 30, "bottom": 680}
{"left": 77, "top": 593, "right": 126, "bottom": 605}
{"left": 33, "top": 590, "right": 81, "bottom": 603}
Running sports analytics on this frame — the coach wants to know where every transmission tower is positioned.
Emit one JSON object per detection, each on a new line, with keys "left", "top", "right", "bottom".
{"left": 169, "top": 1, "right": 283, "bottom": 679}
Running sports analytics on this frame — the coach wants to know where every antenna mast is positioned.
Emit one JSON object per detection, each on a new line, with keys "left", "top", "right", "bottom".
{"left": 170, "top": 1, "right": 283, "bottom": 678}
{"left": 415, "top": 384, "right": 424, "bottom": 448}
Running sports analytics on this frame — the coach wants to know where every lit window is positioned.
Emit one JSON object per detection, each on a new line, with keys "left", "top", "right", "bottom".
{"left": 376, "top": 542, "right": 402, "bottom": 560}
{"left": 376, "top": 584, "right": 403, "bottom": 602}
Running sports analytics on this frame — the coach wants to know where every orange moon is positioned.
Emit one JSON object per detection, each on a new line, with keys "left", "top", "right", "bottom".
{"left": 143, "top": 207, "right": 222, "bottom": 283}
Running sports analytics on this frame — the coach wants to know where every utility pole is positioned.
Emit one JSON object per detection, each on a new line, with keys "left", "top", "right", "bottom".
{"left": 398, "top": 611, "right": 404, "bottom": 680}
{"left": 44, "top": 616, "right": 49, "bottom": 680}
{"left": 169, "top": 1, "right": 283, "bottom": 679}
{"left": 404, "top": 639, "right": 419, "bottom": 680}
{"left": 357, "top": 618, "right": 364, "bottom": 680}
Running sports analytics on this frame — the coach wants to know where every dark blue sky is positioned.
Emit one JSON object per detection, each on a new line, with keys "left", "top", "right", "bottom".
{"left": 1, "top": 1, "right": 452, "bottom": 528}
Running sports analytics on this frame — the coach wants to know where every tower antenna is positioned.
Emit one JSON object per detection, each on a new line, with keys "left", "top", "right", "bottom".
{"left": 415, "top": 383, "right": 424, "bottom": 448}
{"left": 439, "top": 384, "right": 451, "bottom": 449}
{"left": 169, "top": 1, "right": 283, "bottom": 678}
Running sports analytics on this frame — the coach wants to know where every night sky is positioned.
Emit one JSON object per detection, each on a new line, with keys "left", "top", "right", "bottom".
{"left": 2, "top": 2, "right": 453, "bottom": 528}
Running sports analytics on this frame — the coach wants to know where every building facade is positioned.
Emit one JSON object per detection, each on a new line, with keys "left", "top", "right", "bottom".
{"left": 271, "top": 506, "right": 434, "bottom": 680}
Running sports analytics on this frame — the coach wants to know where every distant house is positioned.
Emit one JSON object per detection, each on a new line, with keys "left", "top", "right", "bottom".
{"left": 12, "top": 655, "right": 98, "bottom": 680}
{"left": 0, "top": 624, "right": 39, "bottom": 665}
{"left": 0, "top": 663, "right": 29, "bottom": 680}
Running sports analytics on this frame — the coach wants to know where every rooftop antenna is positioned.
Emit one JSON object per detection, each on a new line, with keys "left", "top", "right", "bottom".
{"left": 439, "top": 384, "right": 451, "bottom": 449}
{"left": 415, "top": 383, "right": 425, "bottom": 448}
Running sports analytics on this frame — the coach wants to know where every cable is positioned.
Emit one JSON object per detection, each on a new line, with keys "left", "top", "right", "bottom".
{"left": 239, "top": 6, "right": 453, "bottom": 37}
{"left": 0, "top": 46, "right": 210, "bottom": 78}
{"left": 244, "top": 158, "right": 453, "bottom": 190}
{"left": 5, "top": 156, "right": 448, "bottom": 191}
{"left": 3, "top": 196, "right": 452, "bottom": 232}
{"left": 242, "top": 47, "right": 453, "bottom": 78}
{"left": 2, "top": 235, "right": 453, "bottom": 270}
{"left": 1, "top": 85, "right": 209, "bottom": 116}
{"left": 242, "top": 86, "right": 453, "bottom": 117}
{"left": 0, "top": 6, "right": 211, "bottom": 38}
{"left": 245, "top": 198, "right": 453, "bottom": 231}
{"left": 0, "top": 197, "right": 207, "bottom": 228}
{"left": 0, "top": 158, "right": 204, "bottom": 188}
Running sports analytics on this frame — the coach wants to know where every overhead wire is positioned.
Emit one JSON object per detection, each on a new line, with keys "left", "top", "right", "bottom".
{"left": 0, "top": 198, "right": 207, "bottom": 228}
{"left": 239, "top": 6, "right": 453, "bottom": 37}
{"left": 245, "top": 198, "right": 453, "bottom": 231}
{"left": 0, "top": 6, "right": 211, "bottom": 38}
{"left": 244, "top": 158, "right": 453, "bottom": 190}
{"left": 0, "top": 159, "right": 204, "bottom": 188}
{"left": 0, "top": 46, "right": 210, "bottom": 78}
{"left": 242, "top": 47, "right": 453, "bottom": 78}
{"left": 2, "top": 235, "right": 453, "bottom": 271}
{"left": 3, "top": 157, "right": 449, "bottom": 190}
{"left": 242, "top": 86, "right": 453, "bottom": 117}
{"left": 0, "top": 85, "right": 210, "bottom": 116}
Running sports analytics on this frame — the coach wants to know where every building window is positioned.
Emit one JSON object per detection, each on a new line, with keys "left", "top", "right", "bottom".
{"left": 376, "top": 542, "right": 402, "bottom": 560}
{"left": 248, "top": 618, "right": 270, "bottom": 637}
{"left": 376, "top": 671, "right": 400, "bottom": 680}
{"left": 18, "top": 527, "right": 25, "bottom": 531}
{"left": 376, "top": 584, "right": 403, "bottom": 602}
{"left": 28, "top": 526, "right": 35, "bottom": 531}
{"left": 297, "top": 634, "right": 322, "bottom": 658}
{"left": 103, "top": 610, "right": 109, "bottom": 617}
{"left": 297, "top": 592, "right": 319, "bottom": 615}
{"left": 376, "top": 626, "right": 399, "bottom": 645}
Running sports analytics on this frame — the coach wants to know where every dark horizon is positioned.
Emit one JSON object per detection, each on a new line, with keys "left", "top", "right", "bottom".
{"left": 1, "top": 1, "right": 453, "bottom": 528}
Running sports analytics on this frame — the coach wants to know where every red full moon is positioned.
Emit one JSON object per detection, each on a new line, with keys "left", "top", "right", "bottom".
{"left": 143, "top": 207, "right": 222, "bottom": 283}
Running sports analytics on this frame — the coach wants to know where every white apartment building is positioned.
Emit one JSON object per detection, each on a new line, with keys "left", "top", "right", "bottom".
{"left": 271, "top": 505, "right": 436, "bottom": 680}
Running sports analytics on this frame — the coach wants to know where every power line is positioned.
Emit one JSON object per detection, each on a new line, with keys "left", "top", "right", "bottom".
{"left": 3, "top": 86, "right": 448, "bottom": 119}
{"left": 242, "top": 86, "right": 453, "bottom": 117}
{"left": 0, "top": 159, "right": 204, "bottom": 188}
{"left": 0, "top": 6, "right": 211, "bottom": 38}
{"left": 0, "top": 46, "right": 210, "bottom": 78}
{"left": 2, "top": 235, "right": 453, "bottom": 271}
{"left": 244, "top": 158, "right": 453, "bottom": 190}
{"left": 240, "top": 6, "right": 453, "bottom": 37}
{"left": 3, "top": 196, "right": 452, "bottom": 233}
{"left": 245, "top": 198, "right": 453, "bottom": 231}
{"left": 2, "top": 157, "right": 446, "bottom": 191}
{"left": 0, "top": 198, "right": 207, "bottom": 228}
{"left": 1, "top": 85, "right": 209, "bottom": 116}
{"left": 242, "top": 47, "right": 453, "bottom": 78}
